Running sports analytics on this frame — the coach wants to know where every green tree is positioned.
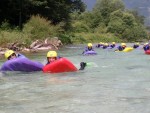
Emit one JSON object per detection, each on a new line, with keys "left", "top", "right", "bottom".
{"left": 0, "top": 0, "right": 85, "bottom": 29}
{"left": 107, "top": 10, "right": 125, "bottom": 34}
{"left": 122, "top": 25, "right": 147, "bottom": 41}
{"left": 122, "top": 12, "right": 136, "bottom": 27}
{"left": 127, "top": 9, "right": 145, "bottom": 25}
{"left": 23, "top": 15, "right": 62, "bottom": 40}
{"left": 93, "top": 0, "right": 124, "bottom": 25}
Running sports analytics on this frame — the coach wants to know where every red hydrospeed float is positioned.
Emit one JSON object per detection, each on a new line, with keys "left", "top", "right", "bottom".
{"left": 145, "top": 50, "right": 150, "bottom": 55}
{"left": 42, "top": 58, "right": 78, "bottom": 73}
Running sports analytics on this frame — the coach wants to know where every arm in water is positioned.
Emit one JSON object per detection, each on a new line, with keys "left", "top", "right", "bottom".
{"left": 79, "top": 62, "right": 87, "bottom": 70}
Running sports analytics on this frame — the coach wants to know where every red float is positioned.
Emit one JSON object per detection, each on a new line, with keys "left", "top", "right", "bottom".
{"left": 43, "top": 58, "right": 78, "bottom": 73}
{"left": 145, "top": 50, "right": 150, "bottom": 55}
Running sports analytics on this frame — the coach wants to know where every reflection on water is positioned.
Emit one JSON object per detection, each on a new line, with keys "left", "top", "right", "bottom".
{"left": 0, "top": 45, "right": 150, "bottom": 113}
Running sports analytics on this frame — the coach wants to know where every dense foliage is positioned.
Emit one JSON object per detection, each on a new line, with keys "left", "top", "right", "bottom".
{"left": 71, "top": 0, "right": 148, "bottom": 42}
{"left": 0, "top": 0, "right": 85, "bottom": 29}
{"left": 0, "top": 0, "right": 149, "bottom": 46}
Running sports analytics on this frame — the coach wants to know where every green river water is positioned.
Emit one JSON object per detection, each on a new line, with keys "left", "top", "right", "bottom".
{"left": 0, "top": 44, "right": 150, "bottom": 113}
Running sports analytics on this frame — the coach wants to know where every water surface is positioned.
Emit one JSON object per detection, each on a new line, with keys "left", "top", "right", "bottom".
{"left": 0, "top": 45, "right": 150, "bottom": 113}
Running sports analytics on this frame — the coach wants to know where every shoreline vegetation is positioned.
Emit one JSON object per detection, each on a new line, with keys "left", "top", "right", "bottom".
{"left": 0, "top": 0, "right": 150, "bottom": 59}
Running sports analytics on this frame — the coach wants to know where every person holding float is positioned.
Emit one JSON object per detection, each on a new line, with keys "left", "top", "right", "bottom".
{"left": 143, "top": 43, "right": 150, "bottom": 54}
{"left": 110, "top": 42, "right": 116, "bottom": 48}
{"left": 82, "top": 43, "right": 97, "bottom": 55}
{"left": 4, "top": 50, "right": 25, "bottom": 60}
{"left": 96, "top": 42, "right": 103, "bottom": 48}
{"left": 115, "top": 43, "right": 126, "bottom": 51}
{"left": 133, "top": 42, "right": 140, "bottom": 49}
{"left": 43, "top": 51, "right": 87, "bottom": 73}
{"left": 0, "top": 50, "right": 43, "bottom": 72}
{"left": 102, "top": 43, "right": 109, "bottom": 49}
{"left": 46, "top": 51, "right": 61, "bottom": 65}
{"left": 143, "top": 43, "right": 149, "bottom": 51}
{"left": 85, "top": 43, "right": 94, "bottom": 51}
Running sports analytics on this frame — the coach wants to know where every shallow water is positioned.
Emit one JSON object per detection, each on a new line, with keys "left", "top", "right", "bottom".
{"left": 0, "top": 45, "right": 150, "bottom": 113}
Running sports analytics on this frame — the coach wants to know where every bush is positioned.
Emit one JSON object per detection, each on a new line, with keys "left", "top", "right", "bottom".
{"left": 0, "top": 15, "right": 67, "bottom": 47}
{"left": 59, "top": 34, "right": 72, "bottom": 44}
{"left": 71, "top": 32, "right": 122, "bottom": 44}
{"left": 0, "top": 20, "right": 11, "bottom": 30}
{"left": 72, "top": 21, "right": 90, "bottom": 33}
{"left": 0, "top": 30, "right": 30, "bottom": 47}
{"left": 23, "top": 15, "right": 63, "bottom": 40}
{"left": 122, "top": 25, "right": 148, "bottom": 41}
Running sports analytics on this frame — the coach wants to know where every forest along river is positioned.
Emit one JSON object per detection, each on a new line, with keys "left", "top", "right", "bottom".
{"left": 0, "top": 44, "right": 150, "bottom": 113}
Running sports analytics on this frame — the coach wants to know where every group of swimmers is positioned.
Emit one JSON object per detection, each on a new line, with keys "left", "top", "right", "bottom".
{"left": 3, "top": 50, "right": 87, "bottom": 71}
{"left": 96, "top": 42, "right": 116, "bottom": 49}
{"left": 82, "top": 42, "right": 150, "bottom": 53}
{"left": 1, "top": 41, "right": 150, "bottom": 72}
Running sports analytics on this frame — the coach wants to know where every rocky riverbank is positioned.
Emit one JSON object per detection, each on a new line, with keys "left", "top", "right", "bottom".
{"left": 0, "top": 37, "right": 63, "bottom": 59}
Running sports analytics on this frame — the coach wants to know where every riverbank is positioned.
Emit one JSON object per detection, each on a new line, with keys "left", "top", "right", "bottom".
{"left": 0, "top": 37, "right": 63, "bottom": 59}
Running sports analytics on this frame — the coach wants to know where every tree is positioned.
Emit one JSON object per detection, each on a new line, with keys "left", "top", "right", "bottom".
{"left": 122, "top": 12, "right": 136, "bottom": 27}
{"left": 122, "top": 25, "right": 147, "bottom": 41}
{"left": 0, "top": 0, "right": 86, "bottom": 29}
{"left": 107, "top": 9, "right": 148, "bottom": 40}
{"left": 127, "top": 9, "right": 145, "bottom": 25}
{"left": 93, "top": 0, "right": 124, "bottom": 25}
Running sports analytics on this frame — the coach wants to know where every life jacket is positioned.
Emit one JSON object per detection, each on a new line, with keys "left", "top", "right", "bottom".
{"left": 133, "top": 45, "right": 139, "bottom": 49}
{"left": 17, "top": 53, "right": 25, "bottom": 58}
{"left": 143, "top": 45, "right": 150, "bottom": 51}
{"left": 103, "top": 46, "right": 107, "bottom": 49}
{"left": 110, "top": 44, "right": 115, "bottom": 48}
{"left": 118, "top": 46, "right": 126, "bottom": 51}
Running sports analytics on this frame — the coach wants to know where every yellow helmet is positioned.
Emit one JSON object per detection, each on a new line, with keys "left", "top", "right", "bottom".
{"left": 136, "top": 42, "right": 140, "bottom": 45}
{"left": 112, "top": 42, "right": 116, "bottom": 44}
{"left": 121, "top": 43, "right": 126, "bottom": 46}
{"left": 88, "top": 43, "right": 92, "bottom": 47}
{"left": 47, "top": 51, "right": 57, "bottom": 57}
{"left": 4, "top": 50, "right": 15, "bottom": 59}
{"left": 105, "top": 43, "right": 108, "bottom": 46}
{"left": 144, "top": 43, "right": 148, "bottom": 45}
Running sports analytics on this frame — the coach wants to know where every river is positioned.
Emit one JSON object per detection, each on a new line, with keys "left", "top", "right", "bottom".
{"left": 0, "top": 44, "right": 150, "bottom": 113}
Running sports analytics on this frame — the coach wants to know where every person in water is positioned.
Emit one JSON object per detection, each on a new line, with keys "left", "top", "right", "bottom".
{"left": 133, "top": 42, "right": 140, "bottom": 49}
{"left": 86, "top": 43, "right": 94, "bottom": 51}
{"left": 82, "top": 43, "right": 95, "bottom": 54}
{"left": 102, "top": 43, "right": 109, "bottom": 49}
{"left": 115, "top": 43, "right": 126, "bottom": 51}
{"left": 110, "top": 42, "right": 116, "bottom": 48}
{"left": 4, "top": 50, "right": 25, "bottom": 60}
{"left": 46, "top": 50, "right": 86, "bottom": 70}
{"left": 143, "top": 43, "right": 150, "bottom": 51}
{"left": 96, "top": 42, "right": 103, "bottom": 48}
